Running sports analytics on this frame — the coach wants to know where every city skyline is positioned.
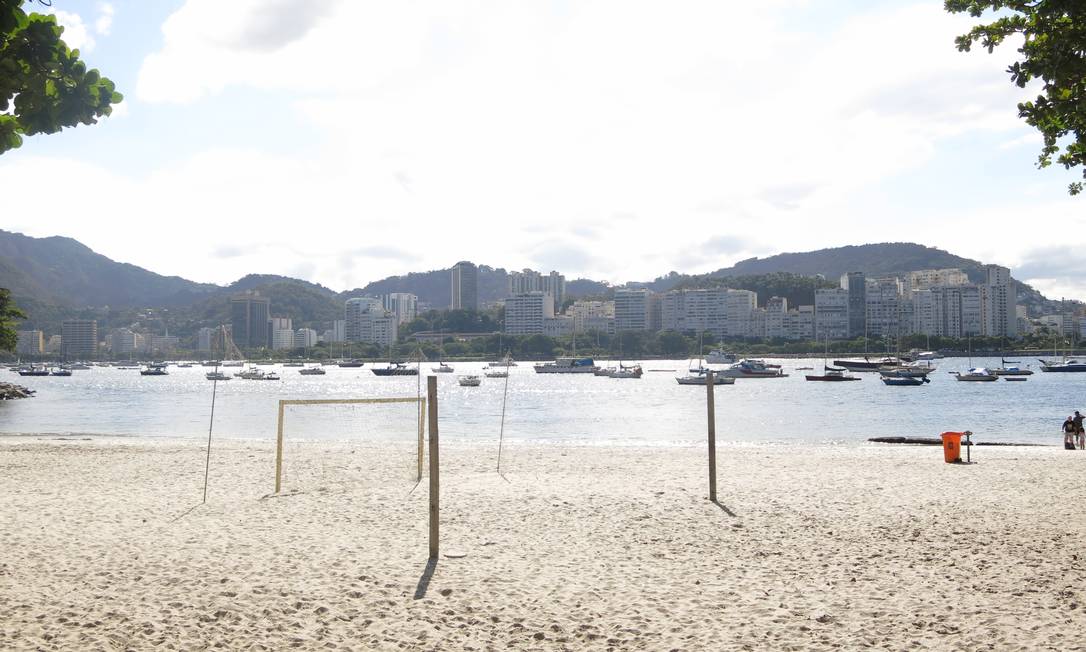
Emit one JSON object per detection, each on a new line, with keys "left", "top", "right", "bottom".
{"left": 1, "top": 2, "right": 1083, "bottom": 301}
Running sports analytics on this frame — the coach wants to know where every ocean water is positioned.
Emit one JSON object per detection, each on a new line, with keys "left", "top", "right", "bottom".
{"left": 0, "top": 357, "right": 1078, "bottom": 446}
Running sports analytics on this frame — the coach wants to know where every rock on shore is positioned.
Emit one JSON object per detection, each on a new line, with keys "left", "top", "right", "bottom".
{"left": 0, "top": 382, "right": 35, "bottom": 399}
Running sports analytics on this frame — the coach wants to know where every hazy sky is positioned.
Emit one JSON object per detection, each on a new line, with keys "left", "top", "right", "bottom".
{"left": 2, "top": 1, "right": 1084, "bottom": 298}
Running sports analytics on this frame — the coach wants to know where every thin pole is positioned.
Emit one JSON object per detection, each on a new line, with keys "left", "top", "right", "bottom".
{"left": 706, "top": 369, "right": 717, "bottom": 502}
{"left": 202, "top": 363, "right": 219, "bottom": 503}
{"left": 275, "top": 400, "right": 285, "bottom": 494}
{"left": 427, "top": 375, "right": 440, "bottom": 559}
{"left": 496, "top": 358, "right": 512, "bottom": 474}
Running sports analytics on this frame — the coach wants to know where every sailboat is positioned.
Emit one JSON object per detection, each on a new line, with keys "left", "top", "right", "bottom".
{"left": 677, "top": 332, "right": 734, "bottom": 385}
{"left": 487, "top": 333, "right": 518, "bottom": 367}
{"left": 372, "top": 340, "right": 418, "bottom": 376}
{"left": 431, "top": 331, "right": 454, "bottom": 373}
{"left": 952, "top": 336, "right": 998, "bottom": 381}
{"left": 807, "top": 338, "right": 861, "bottom": 382}
{"left": 533, "top": 324, "right": 597, "bottom": 373}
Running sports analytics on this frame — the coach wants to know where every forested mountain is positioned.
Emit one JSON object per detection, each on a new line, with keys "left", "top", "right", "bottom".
{"left": 0, "top": 229, "right": 215, "bottom": 307}
{"left": 0, "top": 231, "right": 1070, "bottom": 339}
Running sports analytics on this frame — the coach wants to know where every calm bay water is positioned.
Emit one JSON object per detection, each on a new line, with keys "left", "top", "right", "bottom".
{"left": 0, "top": 357, "right": 1079, "bottom": 446}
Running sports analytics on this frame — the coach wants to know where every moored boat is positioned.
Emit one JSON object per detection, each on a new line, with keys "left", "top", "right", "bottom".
{"left": 717, "top": 359, "right": 787, "bottom": 378}
{"left": 298, "top": 366, "right": 326, "bottom": 375}
{"left": 805, "top": 368, "right": 860, "bottom": 382}
{"left": 458, "top": 374, "right": 481, "bottom": 387}
{"left": 881, "top": 376, "right": 929, "bottom": 386}
{"left": 372, "top": 362, "right": 418, "bottom": 376}
{"left": 533, "top": 357, "right": 598, "bottom": 374}
{"left": 952, "top": 368, "right": 998, "bottom": 382}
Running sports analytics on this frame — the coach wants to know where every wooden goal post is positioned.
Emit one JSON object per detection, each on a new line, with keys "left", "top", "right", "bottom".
{"left": 274, "top": 396, "right": 427, "bottom": 493}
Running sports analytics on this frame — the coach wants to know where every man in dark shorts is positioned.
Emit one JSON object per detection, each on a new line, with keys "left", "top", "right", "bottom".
{"left": 1074, "top": 411, "right": 1085, "bottom": 449}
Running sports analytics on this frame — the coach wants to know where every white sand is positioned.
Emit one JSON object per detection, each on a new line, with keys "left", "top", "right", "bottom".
{"left": 1, "top": 436, "right": 1084, "bottom": 650}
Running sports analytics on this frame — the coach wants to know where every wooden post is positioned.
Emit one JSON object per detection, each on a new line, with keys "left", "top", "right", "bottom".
{"left": 275, "top": 400, "right": 285, "bottom": 494}
{"left": 427, "top": 376, "right": 439, "bottom": 559}
{"left": 417, "top": 398, "right": 426, "bottom": 483}
{"left": 706, "top": 370, "right": 717, "bottom": 502}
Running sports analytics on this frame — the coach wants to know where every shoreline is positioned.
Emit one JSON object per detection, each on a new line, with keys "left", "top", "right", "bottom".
{"left": 2, "top": 436, "right": 1084, "bottom": 649}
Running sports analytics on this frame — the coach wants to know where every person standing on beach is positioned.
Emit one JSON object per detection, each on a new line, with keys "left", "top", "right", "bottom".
{"left": 1064, "top": 416, "right": 1077, "bottom": 450}
{"left": 1073, "top": 411, "right": 1085, "bottom": 450}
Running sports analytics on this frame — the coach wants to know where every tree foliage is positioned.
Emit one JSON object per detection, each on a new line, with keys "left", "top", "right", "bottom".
{"left": 946, "top": 1, "right": 1086, "bottom": 194}
{"left": 0, "top": 288, "right": 26, "bottom": 351}
{"left": 0, "top": 0, "right": 121, "bottom": 154}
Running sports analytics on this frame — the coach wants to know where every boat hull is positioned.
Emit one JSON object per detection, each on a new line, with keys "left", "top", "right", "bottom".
{"left": 676, "top": 376, "right": 735, "bottom": 385}
{"left": 805, "top": 375, "right": 860, "bottom": 382}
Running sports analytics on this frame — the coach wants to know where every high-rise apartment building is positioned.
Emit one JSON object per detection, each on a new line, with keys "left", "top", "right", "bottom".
{"left": 450, "top": 261, "right": 478, "bottom": 311}
{"left": 815, "top": 288, "right": 849, "bottom": 340}
{"left": 865, "top": 277, "right": 903, "bottom": 338}
{"left": 614, "top": 289, "right": 653, "bottom": 332}
{"left": 984, "top": 264, "right": 1016, "bottom": 338}
{"left": 107, "top": 328, "right": 138, "bottom": 355}
{"left": 840, "top": 272, "right": 866, "bottom": 338}
{"left": 230, "top": 292, "right": 271, "bottom": 349}
{"left": 508, "top": 269, "right": 566, "bottom": 312}
{"left": 345, "top": 297, "right": 397, "bottom": 346}
{"left": 294, "top": 328, "right": 319, "bottom": 349}
{"left": 905, "top": 269, "right": 969, "bottom": 292}
{"left": 383, "top": 293, "right": 418, "bottom": 325}
{"left": 504, "top": 291, "right": 554, "bottom": 335}
{"left": 16, "top": 330, "right": 44, "bottom": 356}
{"left": 197, "top": 327, "right": 215, "bottom": 352}
{"left": 61, "top": 319, "right": 98, "bottom": 359}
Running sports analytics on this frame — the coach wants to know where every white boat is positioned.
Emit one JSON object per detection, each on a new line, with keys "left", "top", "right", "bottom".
{"left": 432, "top": 362, "right": 455, "bottom": 373}
{"left": 488, "top": 354, "right": 517, "bottom": 367}
{"left": 263, "top": 371, "right": 281, "bottom": 381}
{"left": 533, "top": 357, "right": 599, "bottom": 374}
{"left": 717, "top": 359, "right": 787, "bottom": 378}
{"left": 458, "top": 374, "right": 481, "bottom": 387}
{"left": 298, "top": 366, "right": 326, "bottom": 375}
{"left": 676, "top": 369, "right": 735, "bottom": 385}
{"left": 952, "top": 368, "right": 998, "bottom": 382}
{"left": 610, "top": 364, "right": 643, "bottom": 379}
{"left": 485, "top": 369, "right": 509, "bottom": 378}
{"left": 205, "top": 371, "right": 231, "bottom": 381}
{"left": 704, "top": 349, "right": 736, "bottom": 364}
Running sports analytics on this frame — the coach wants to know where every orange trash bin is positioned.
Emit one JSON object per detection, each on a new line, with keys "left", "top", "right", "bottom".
{"left": 941, "top": 431, "right": 963, "bottom": 463}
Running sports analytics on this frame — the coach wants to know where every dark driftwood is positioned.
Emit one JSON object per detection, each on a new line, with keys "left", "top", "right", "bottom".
{"left": 868, "top": 437, "right": 1048, "bottom": 447}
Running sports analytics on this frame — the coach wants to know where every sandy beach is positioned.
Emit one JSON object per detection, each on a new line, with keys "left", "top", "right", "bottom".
{"left": 1, "top": 436, "right": 1084, "bottom": 650}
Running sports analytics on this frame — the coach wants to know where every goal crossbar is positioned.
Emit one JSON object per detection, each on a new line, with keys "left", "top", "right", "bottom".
{"left": 274, "top": 396, "right": 427, "bottom": 493}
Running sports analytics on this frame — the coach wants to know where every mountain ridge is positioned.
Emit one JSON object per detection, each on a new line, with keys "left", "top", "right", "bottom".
{"left": 0, "top": 231, "right": 1068, "bottom": 335}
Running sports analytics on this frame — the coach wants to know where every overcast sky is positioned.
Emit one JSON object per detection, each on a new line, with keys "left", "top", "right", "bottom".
{"left": 2, "top": 1, "right": 1084, "bottom": 298}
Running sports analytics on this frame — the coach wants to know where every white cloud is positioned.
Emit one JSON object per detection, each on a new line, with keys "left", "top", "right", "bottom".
{"left": 95, "top": 3, "right": 114, "bottom": 36}
{"left": 9, "top": 1, "right": 1079, "bottom": 295}
{"left": 52, "top": 10, "right": 94, "bottom": 52}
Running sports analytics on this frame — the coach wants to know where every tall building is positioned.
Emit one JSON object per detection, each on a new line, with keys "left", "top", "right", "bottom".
{"left": 294, "top": 328, "right": 319, "bottom": 349}
{"left": 16, "top": 330, "right": 44, "bottom": 356}
{"left": 230, "top": 292, "right": 271, "bottom": 349}
{"left": 61, "top": 319, "right": 98, "bottom": 359}
{"left": 840, "top": 272, "right": 866, "bottom": 338}
{"left": 905, "top": 269, "right": 969, "bottom": 292}
{"left": 567, "top": 300, "right": 614, "bottom": 332}
{"left": 815, "top": 288, "right": 849, "bottom": 340}
{"left": 450, "top": 261, "right": 478, "bottom": 311}
{"left": 660, "top": 288, "right": 729, "bottom": 337}
{"left": 614, "top": 289, "right": 653, "bottom": 332}
{"left": 985, "top": 264, "right": 1016, "bottom": 338}
{"left": 764, "top": 297, "right": 788, "bottom": 339}
{"left": 508, "top": 269, "right": 566, "bottom": 312}
{"left": 383, "top": 293, "right": 418, "bottom": 325}
{"left": 865, "top": 277, "right": 903, "bottom": 338}
{"left": 929, "top": 285, "right": 985, "bottom": 338}
{"left": 344, "top": 297, "right": 397, "bottom": 346}
{"left": 504, "top": 292, "right": 554, "bottom": 335}
{"left": 107, "top": 328, "right": 138, "bottom": 355}
{"left": 724, "top": 290, "right": 758, "bottom": 338}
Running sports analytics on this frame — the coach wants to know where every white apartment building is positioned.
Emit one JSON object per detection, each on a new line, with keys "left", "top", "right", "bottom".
{"left": 930, "top": 285, "right": 985, "bottom": 338}
{"left": 542, "top": 316, "right": 575, "bottom": 338}
{"left": 197, "top": 327, "right": 214, "bottom": 352}
{"left": 505, "top": 291, "right": 554, "bottom": 335}
{"left": 815, "top": 288, "right": 849, "bottom": 340}
{"left": 16, "top": 330, "right": 44, "bottom": 356}
{"left": 725, "top": 290, "right": 758, "bottom": 338}
{"left": 150, "top": 336, "right": 180, "bottom": 354}
{"left": 614, "top": 289, "right": 652, "bottom": 332}
{"left": 985, "top": 265, "right": 1016, "bottom": 338}
{"left": 567, "top": 300, "right": 614, "bottom": 332}
{"left": 383, "top": 293, "right": 418, "bottom": 325}
{"left": 865, "top": 277, "right": 903, "bottom": 338}
{"left": 661, "top": 288, "right": 729, "bottom": 337}
{"left": 272, "top": 328, "right": 296, "bottom": 350}
{"left": 106, "top": 328, "right": 136, "bottom": 355}
{"left": 345, "top": 297, "right": 398, "bottom": 346}
{"left": 785, "top": 305, "right": 816, "bottom": 340}
{"left": 294, "top": 328, "right": 319, "bottom": 349}
{"left": 509, "top": 269, "right": 566, "bottom": 312}
{"left": 764, "top": 297, "right": 788, "bottom": 339}
{"left": 905, "top": 268, "right": 969, "bottom": 292}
